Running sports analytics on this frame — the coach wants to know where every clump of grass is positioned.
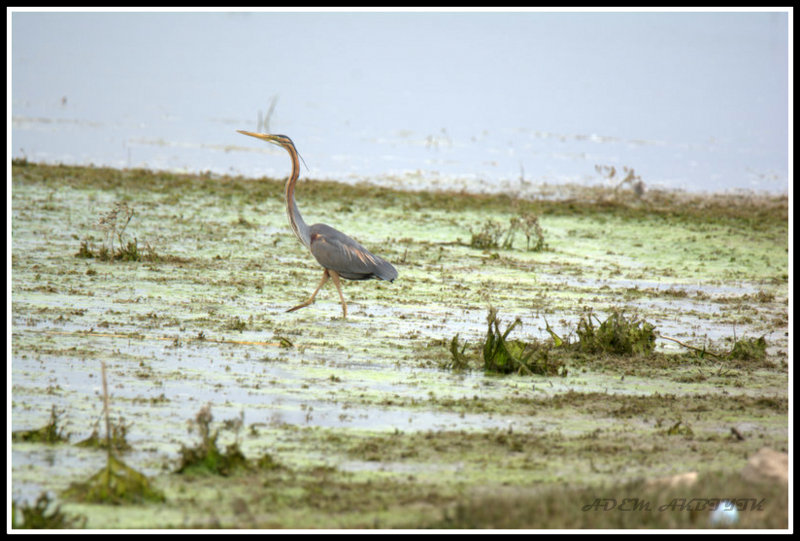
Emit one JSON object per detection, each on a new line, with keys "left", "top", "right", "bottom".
{"left": 235, "top": 214, "right": 257, "bottom": 229}
{"left": 98, "top": 201, "right": 134, "bottom": 254}
{"left": 62, "top": 361, "right": 164, "bottom": 505}
{"left": 470, "top": 219, "right": 508, "bottom": 250}
{"left": 76, "top": 416, "right": 132, "bottom": 453}
{"left": 750, "top": 290, "right": 775, "bottom": 303}
{"left": 659, "top": 332, "right": 771, "bottom": 368}
{"left": 728, "top": 336, "right": 767, "bottom": 362}
{"left": 176, "top": 404, "right": 248, "bottom": 476}
{"left": 665, "top": 419, "right": 694, "bottom": 437}
{"left": 442, "top": 309, "right": 664, "bottom": 376}
{"left": 12, "top": 405, "right": 70, "bottom": 443}
{"left": 224, "top": 316, "right": 247, "bottom": 332}
{"left": 12, "top": 492, "right": 86, "bottom": 529}
{"left": 444, "top": 334, "right": 472, "bottom": 372}
{"left": 75, "top": 237, "right": 160, "bottom": 262}
{"left": 113, "top": 240, "right": 142, "bottom": 262}
{"left": 469, "top": 213, "right": 546, "bottom": 251}
{"left": 75, "top": 201, "right": 164, "bottom": 262}
{"left": 483, "top": 309, "right": 567, "bottom": 376}
{"left": 443, "top": 310, "right": 567, "bottom": 376}
{"left": 596, "top": 164, "right": 646, "bottom": 197}
{"left": 256, "top": 452, "right": 283, "bottom": 471}
{"left": 517, "top": 213, "right": 546, "bottom": 252}
{"left": 62, "top": 453, "right": 165, "bottom": 505}
{"left": 575, "top": 309, "right": 656, "bottom": 356}
{"left": 75, "top": 240, "right": 95, "bottom": 259}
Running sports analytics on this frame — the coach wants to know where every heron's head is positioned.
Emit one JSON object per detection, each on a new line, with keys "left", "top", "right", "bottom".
{"left": 238, "top": 130, "right": 308, "bottom": 170}
{"left": 237, "top": 131, "right": 295, "bottom": 151}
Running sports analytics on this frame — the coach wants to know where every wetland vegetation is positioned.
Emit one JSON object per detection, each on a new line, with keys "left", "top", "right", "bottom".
{"left": 10, "top": 161, "right": 788, "bottom": 529}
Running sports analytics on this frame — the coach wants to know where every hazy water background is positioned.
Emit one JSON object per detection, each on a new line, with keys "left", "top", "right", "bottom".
{"left": 10, "top": 10, "right": 790, "bottom": 195}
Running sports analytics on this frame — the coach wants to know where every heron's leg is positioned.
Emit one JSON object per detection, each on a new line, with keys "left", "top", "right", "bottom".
{"left": 287, "top": 270, "right": 329, "bottom": 312}
{"left": 328, "top": 270, "right": 348, "bottom": 318}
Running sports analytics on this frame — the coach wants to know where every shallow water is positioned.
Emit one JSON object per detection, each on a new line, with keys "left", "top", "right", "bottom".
{"left": 10, "top": 10, "right": 790, "bottom": 195}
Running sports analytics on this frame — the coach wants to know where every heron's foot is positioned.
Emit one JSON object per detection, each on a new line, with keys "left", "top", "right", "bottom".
{"left": 286, "top": 299, "right": 314, "bottom": 312}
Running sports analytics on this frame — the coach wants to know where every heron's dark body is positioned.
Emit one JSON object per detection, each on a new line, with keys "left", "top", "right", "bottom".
{"left": 308, "top": 223, "right": 398, "bottom": 282}
{"left": 236, "top": 129, "right": 397, "bottom": 317}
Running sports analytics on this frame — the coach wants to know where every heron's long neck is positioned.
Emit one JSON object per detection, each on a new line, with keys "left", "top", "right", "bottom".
{"left": 285, "top": 150, "right": 311, "bottom": 249}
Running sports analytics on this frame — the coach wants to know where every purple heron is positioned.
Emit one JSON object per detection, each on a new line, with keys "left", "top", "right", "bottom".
{"left": 237, "top": 131, "right": 397, "bottom": 318}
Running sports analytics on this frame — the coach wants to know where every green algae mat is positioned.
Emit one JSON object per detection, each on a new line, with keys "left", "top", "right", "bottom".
{"left": 10, "top": 162, "right": 788, "bottom": 529}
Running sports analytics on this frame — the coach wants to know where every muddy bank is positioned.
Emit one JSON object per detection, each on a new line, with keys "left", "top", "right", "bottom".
{"left": 10, "top": 162, "right": 788, "bottom": 529}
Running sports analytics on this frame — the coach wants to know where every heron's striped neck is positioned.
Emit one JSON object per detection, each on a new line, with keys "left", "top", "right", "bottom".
{"left": 285, "top": 148, "right": 311, "bottom": 249}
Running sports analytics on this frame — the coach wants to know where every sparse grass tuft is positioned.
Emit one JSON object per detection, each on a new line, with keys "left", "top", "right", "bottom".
{"left": 659, "top": 332, "right": 773, "bottom": 370}
{"left": 728, "top": 336, "right": 767, "bottom": 363}
{"left": 483, "top": 309, "right": 567, "bottom": 376}
{"left": 224, "top": 316, "right": 247, "bottom": 332}
{"left": 444, "top": 334, "right": 472, "bottom": 372}
{"left": 665, "top": 419, "right": 694, "bottom": 437}
{"left": 12, "top": 493, "right": 86, "bottom": 529}
{"left": 76, "top": 240, "right": 94, "bottom": 259}
{"left": 469, "top": 212, "right": 546, "bottom": 252}
{"left": 76, "top": 237, "right": 162, "bottom": 262}
{"left": 12, "top": 405, "right": 70, "bottom": 443}
{"left": 256, "top": 453, "right": 283, "bottom": 471}
{"left": 176, "top": 404, "right": 249, "bottom": 476}
{"left": 62, "top": 362, "right": 164, "bottom": 505}
{"left": 76, "top": 417, "right": 132, "bottom": 453}
{"left": 443, "top": 309, "right": 567, "bottom": 376}
{"left": 443, "top": 309, "right": 665, "bottom": 376}
{"left": 470, "top": 219, "right": 508, "bottom": 250}
{"left": 62, "top": 453, "right": 165, "bottom": 505}
{"left": 74, "top": 201, "right": 179, "bottom": 263}
{"left": 575, "top": 309, "right": 656, "bottom": 356}
{"left": 518, "top": 213, "right": 546, "bottom": 252}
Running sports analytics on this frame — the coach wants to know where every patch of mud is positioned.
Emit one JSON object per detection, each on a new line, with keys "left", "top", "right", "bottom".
{"left": 10, "top": 163, "right": 788, "bottom": 528}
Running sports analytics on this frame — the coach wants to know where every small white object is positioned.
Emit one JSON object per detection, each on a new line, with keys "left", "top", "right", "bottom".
{"left": 709, "top": 501, "right": 739, "bottom": 527}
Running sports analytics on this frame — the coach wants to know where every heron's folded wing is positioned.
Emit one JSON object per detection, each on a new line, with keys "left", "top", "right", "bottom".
{"left": 309, "top": 232, "right": 396, "bottom": 281}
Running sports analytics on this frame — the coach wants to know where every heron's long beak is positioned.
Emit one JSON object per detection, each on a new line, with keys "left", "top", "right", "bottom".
{"left": 237, "top": 130, "right": 279, "bottom": 144}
